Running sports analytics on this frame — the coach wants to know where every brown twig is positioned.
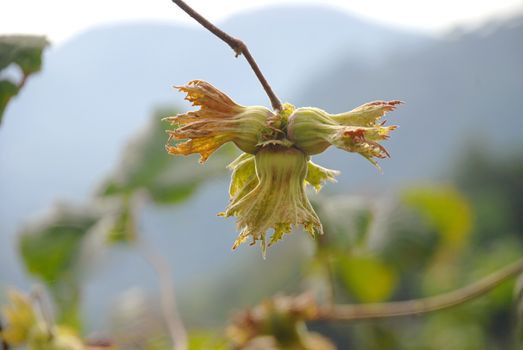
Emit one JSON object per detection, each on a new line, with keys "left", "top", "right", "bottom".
{"left": 317, "top": 257, "right": 523, "bottom": 321}
{"left": 171, "top": 0, "right": 283, "bottom": 111}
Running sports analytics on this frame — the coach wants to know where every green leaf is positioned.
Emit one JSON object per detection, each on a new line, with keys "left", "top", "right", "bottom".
{"left": 18, "top": 206, "right": 99, "bottom": 283}
{"left": 0, "top": 35, "right": 49, "bottom": 124}
{"left": 0, "top": 79, "right": 19, "bottom": 123}
{"left": 100, "top": 113, "right": 173, "bottom": 196}
{"left": 188, "top": 331, "right": 227, "bottom": 350}
{"left": 18, "top": 204, "right": 100, "bottom": 329}
{"left": 337, "top": 254, "right": 397, "bottom": 302}
{"left": 402, "top": 186, "right": 472, "bottom": 249}
{"left": 100, "top": 108, "right": 234, "bottom": 205}
{"left": 0, "top": 35, "right": 48, "bottom": 74}
{"left": 313, "top": 195, "right": 374, "bottom": 251}
{"left": 148, "top": 181, "right": 199, "bottom": 204}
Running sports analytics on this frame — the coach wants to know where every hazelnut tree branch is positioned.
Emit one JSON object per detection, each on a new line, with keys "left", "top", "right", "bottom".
{"left": 317, "top": 257, "right": 523, "bottom": 321}
{"left": 171, "top": 0, "right": 283, "bottom": 111}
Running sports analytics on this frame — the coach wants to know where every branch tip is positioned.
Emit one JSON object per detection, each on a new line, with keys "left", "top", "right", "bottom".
{"left": 316, "top": 257, "right": 523, "bottom": 321}
{"left": 171, "top": 0, "right": 282, "bottom": 111}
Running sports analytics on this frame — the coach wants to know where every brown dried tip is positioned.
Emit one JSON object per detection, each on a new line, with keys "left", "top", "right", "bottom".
{"left": 174, "top": 80, "right": 240, "bottom": 114}
{"left": 163, "top": 80, "right": 272, "bottom": 162}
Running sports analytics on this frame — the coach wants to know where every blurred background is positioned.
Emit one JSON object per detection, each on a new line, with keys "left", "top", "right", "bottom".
{"left": 1, "top": 0, "right": 523, "bottom": 348}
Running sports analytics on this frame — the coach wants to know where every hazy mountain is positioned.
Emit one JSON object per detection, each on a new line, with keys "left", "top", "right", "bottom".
{"left": 294, "top": 16, "right": 523, "bottom": 190}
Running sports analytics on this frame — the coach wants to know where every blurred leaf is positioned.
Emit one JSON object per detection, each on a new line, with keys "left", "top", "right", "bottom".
{"left": 351, "top": 324, "right": 400, "bottom": 350}
{"left": 49, "top": 284, "right": 82, "bottom": 331}
{"left": 313, "top": 195, "right": 374, "bottom": 252}
{"left": 0, "top": 35, "right": 48, "bottom": 74}
{"left": 146, "top": 167, "right": 200, "bottom": 205}
{"left": 0, "top": 79, "right": 18, "bottom": 122}
{"left": 188, "top": 331, "right": 227, "bottom": 350}
{"left": 454, "top": 148, "right": 523, "bottom": 243}
{"left": 337, "top": 254, "right": 397, "bottom": 303}
{"left": 0, "top": 289, "right": 37, "bottom": 346}
{"left": 402, "top": 186, "right": 472, "bottom": 249}
{"left": 18, "top": 204, "right": 100, "bottom": 329}
{"left": 0, "top": 35, "right": 48, "bottom": 124}
{"left": 106, "top": 197, "right": 137, "bottom": 244}
{"left": 27, "top": 323, "right": 84, "bottom": 350}
{"left": 379, "top": 201, "right": 439, "bottom": 276}
{"left": 18, "top": 205, "right": 99, "bottom": 283}
{"left": 100, "top": 115, "right": 174, "bottom": 196}
{"left": 415, "top": 313, "right": 487, "bottom": 350}
{"left": 100, "top": 109, "right": 235, "bottom": 205}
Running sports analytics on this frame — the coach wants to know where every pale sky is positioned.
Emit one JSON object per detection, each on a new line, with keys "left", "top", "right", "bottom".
{"left": 1, "top": 0, "right": 522, "bottom": 44}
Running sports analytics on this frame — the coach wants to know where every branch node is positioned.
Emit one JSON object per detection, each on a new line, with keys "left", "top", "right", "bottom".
{"left": 231, "top": 39, "right": 245, "bottom": 58}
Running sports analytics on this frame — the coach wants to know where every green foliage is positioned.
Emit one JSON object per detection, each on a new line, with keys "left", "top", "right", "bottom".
{"left": 0, "top": 79, "right": 18, "bottom": 119}
{"left": 311, "top": 196, "right": 399, "bottom": 303}
{"left": 18, "top": 205, "right": 100, "bottom": 329}
{"left": 100, "top": 109, "right": 235, "bottom": 205}
{"left": 18, "top": 205, "right": 99, "bottom": 284}
{"left": 455, "top": 147, "right": 523, "bottom": 242}
{"left": 336, "top": 254, "right": 397, "bottom": 303}
{"left": 313, "top": 196, "right": 374, "bottom": 252}
{"left": 15, "top": 108, "right": 234, "bottom": 332}
{"left": 0, "top": 35, "right": 48, "bottom": 124}
{"left": 452, "top": 148, "right": 523, "bottom": 348}
{"left": 188, "top": 331, "right": 227, "bottom": 350}
{"left": 0, "top": 35, "right": 48, "bottom": 74}
{"left": 400, "top": 186, "right": 473, "bottom": 294}
{"left": 402, "top": 186, "right": 472, "bottom": 249}
{"left": 414, "top": 314, "right": 487, "bottom": 350}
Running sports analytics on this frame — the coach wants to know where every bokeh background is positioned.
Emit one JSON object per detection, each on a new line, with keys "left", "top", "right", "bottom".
{"left": 1, "top": 0, "right": 523, "bottom": 348}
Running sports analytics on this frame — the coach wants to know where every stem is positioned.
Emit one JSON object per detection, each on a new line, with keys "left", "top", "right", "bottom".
{"left": 31, "top": 287, "right": 55, "bottom": 338}
{"left": 17, "top": 74, "right": 28, "bottom": 92}
{"left": 317, "top": 257, "right": 523, "bottom": 321}
{"left": 171, "top": 0, "right": 283, "bottom": 111}
{"left": 130, "top": 192, "right": 188, "bottom": 350}
{"left": 138, "top": 240, "right": 188, "bottom": 350}
{"left": 323, "top": 257, "right": 336, "bottom": 306}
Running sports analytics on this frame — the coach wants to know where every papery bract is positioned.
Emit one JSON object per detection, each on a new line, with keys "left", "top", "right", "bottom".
{"left": 163, "top": 80, "right": 275, "bottom": 162}
{"left": 287, "top": 101, "right": 399, "bottom": 167}
{"left": 221, "top": 145, "right": 322, "bottom": 256}
{"left": 223, "top": 151, "right": 339, "bottom": 254}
